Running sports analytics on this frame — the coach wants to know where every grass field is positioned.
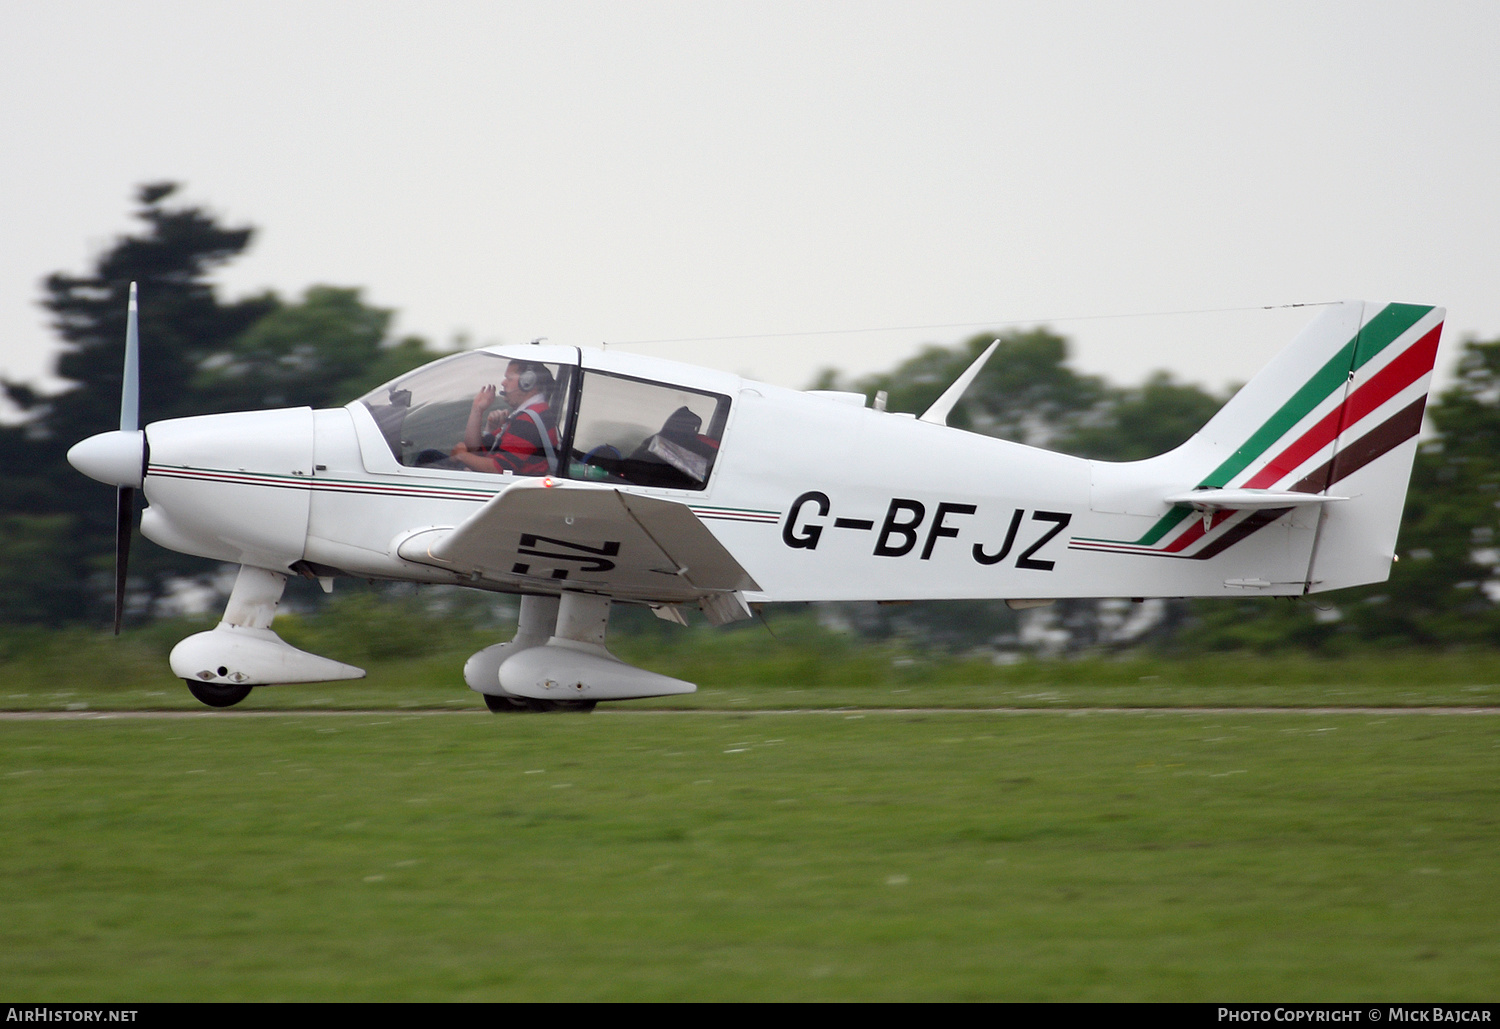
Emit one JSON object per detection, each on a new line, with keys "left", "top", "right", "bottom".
{"left": 5, "top": 615, "right": 1500, "bottom": 712}
{"left": 1, "top": 709, "right": 1496, "bottom": 1000}
{"left": 2, "top": 610, "right": 1498, "bottom": 999}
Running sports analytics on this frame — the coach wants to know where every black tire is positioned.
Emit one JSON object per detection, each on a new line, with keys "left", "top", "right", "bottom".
{"left": 482, "top": 694, "right": 595, "bottom": 713}
{"left": 185, "top": 680, "right": 253, "bottom": 708}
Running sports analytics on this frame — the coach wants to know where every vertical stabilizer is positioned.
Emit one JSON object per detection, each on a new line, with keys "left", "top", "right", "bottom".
{"left": 1081, "top": 302, "right": 1443, "bottom": 592}
{"left": 1186, "top": 301, "right": 1444, "bottom": 590}
{"left": 1303, "top": 305, "right": 1445, "bottom": 591}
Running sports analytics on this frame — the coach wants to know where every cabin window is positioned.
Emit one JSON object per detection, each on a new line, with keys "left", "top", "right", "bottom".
{"left": 359, "top": 352, "right": 575, "bottom": 476}
{"left": 565, "top": 371, "right": 729, "bottom": 491}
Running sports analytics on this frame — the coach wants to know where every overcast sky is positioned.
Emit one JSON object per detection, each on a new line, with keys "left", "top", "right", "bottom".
{"left": 3, "top": 1, "right": 1497, "bottom": 408}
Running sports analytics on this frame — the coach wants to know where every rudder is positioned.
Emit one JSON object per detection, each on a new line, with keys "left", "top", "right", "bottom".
{"left": 1077, "top": 302, "right": 1443, "bottom": 594}
{"left": 1182, "top": 301, "right": 1444, "bottom": 591}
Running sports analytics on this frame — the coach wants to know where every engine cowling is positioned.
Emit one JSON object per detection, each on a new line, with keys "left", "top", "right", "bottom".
{"left": 140, "top": 408, "right": 316, "bottom": 569}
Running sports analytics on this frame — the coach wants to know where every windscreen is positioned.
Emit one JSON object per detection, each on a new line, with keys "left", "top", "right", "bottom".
{"left": 359, "top": 352, "right": 575, "bottom": 476}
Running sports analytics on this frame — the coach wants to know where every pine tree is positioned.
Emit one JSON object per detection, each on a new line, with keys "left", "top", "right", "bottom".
{"left": 1, "top": 184, "right": 276, "bottom": 624}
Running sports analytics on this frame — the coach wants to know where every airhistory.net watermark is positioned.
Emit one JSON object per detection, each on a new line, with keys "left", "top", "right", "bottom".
{"left": 5, "top": 1010, "right": 137, "bottom": 1023}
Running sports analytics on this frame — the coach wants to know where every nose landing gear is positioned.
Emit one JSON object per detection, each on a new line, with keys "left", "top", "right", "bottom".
{"left": 173, "top": 566, "right": 365, "bottom": 709}
{"left": 185, "top": 680, "right": 254, "bottom": 708}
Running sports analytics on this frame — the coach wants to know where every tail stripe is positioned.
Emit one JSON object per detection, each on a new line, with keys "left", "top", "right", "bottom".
{"left": 1288, "top": 396, "right": 1428, "bottom": 494}
{"left": 1070, "top": 394, "right": 1430, "bottom": 560}
{"left": 1108, "top": 303, "right": 1432, "bottom": 549}
{"left": 1127, "top": 505, "right": 1193, "bottom": 548}
{"left": 1190, "top": 507, "right": 1294, "bottom": 560}
{"left": 1071, "top": 305, "right": 1440, "bottom": 561}
{"left": 1241, "top": 322, "right": 1441, "bottom": 490}
{"left": 1201, "top": 303, "right": 1432, "bottom": 490}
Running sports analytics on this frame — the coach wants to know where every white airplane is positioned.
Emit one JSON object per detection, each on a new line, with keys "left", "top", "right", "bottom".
{"left": 68, "top": 290, "right": 1444, "bottom": 710}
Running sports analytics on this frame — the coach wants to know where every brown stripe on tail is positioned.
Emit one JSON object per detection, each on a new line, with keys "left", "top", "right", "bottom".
{"left": 1190, "top": 507, "right": 1295, "bottom": 560}
{"left": 1179, "top": 396, "right": 1428, "bottom": 561}
{"left": 1289, "top": 396, "right": 1428, "bottom": 494}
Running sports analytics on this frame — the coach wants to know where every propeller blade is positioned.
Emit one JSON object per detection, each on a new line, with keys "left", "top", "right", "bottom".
{"left": 121, "top": 282, "right": 139, "bottom": 433}
{"left": 114, "top": 486, "right": 134, "bottom": 635}
{"left": 113, "top": 283, "right": 141, "bottom": 634}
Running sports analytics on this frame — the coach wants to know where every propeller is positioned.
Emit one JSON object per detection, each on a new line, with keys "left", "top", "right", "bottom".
{"left": 66, "top": 283, "right": 145, "bottom": 634}
{"left": 113, "top": 284, "right": 140, "bottom": 633}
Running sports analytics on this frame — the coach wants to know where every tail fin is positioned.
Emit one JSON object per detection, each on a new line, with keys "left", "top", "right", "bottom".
{"left": 1183, "top": 301, "right": 1444, "bottom": 591}
{"left": 1079, "top": 302, "right": 1443, "bottom": 593}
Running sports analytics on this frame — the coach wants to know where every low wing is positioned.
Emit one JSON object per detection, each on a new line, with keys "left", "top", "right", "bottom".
{"left": 395, "top": 478, "right": 759, "bottom": 606}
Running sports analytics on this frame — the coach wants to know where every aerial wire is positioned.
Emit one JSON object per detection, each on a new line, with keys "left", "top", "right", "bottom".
{"left": 601, "top": 300, "right": 1340, "bottom": 347}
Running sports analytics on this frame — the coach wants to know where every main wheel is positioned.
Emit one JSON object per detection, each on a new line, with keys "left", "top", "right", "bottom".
{"left": 483, "top": 693, "right": 528, "bottom": 713}
{"left": 482, "top": 694, "right": 596, "bottom": 713}
{"left": 185, "top": 680, "right": 253, "bottom": 708}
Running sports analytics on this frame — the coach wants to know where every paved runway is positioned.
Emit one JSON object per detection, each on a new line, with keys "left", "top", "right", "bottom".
{"left": 2, "top": 706, "right": 1497, "bottom": 719}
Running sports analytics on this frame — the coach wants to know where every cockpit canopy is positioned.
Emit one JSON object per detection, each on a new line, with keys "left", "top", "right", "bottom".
{"left": 359, "top": 350, "right": 731, "bottom": 491}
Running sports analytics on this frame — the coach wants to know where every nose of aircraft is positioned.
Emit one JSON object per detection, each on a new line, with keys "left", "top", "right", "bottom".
{"left": 67, "top": 429, "right": 146, "bottom": 489}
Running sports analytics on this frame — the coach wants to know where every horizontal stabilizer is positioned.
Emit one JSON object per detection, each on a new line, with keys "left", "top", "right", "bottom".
{"left": 1164, "top": 488, "right": 1348, "bottom": 510}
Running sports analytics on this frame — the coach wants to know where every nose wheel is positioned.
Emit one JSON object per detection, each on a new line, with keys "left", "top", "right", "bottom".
{"left": 185, "top": 680, "right": 253, "bottom": 708}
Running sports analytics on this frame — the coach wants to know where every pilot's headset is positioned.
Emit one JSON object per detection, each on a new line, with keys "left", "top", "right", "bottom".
{"left": 515, "top": 362, "right": 554, "bottom": 397}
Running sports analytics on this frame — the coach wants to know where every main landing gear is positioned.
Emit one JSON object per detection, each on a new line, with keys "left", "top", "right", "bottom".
{"left": 467, "top": 592, "right": 696, "bottom": 714}
{"left": 482, "top": 693, "right": 596, "bottom": 714}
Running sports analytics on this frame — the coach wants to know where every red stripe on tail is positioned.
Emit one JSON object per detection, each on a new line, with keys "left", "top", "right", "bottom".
{"left": 1242, "top": 323, "right": 1441, "bottom": 490}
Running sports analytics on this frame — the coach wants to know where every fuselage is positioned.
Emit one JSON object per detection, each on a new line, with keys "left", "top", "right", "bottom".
{"left": 64, "top": 299, "right": 1441, "bottom": 706}
{"left": 135, "top": 342, "right": 1322, "bottom": 604}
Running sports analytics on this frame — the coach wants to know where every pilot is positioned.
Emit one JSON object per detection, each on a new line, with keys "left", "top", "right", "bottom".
{"left": 449, "top": 360, "right": 559, "bottom": 475}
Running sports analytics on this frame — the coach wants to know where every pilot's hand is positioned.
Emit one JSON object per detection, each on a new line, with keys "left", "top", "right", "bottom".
{"left": 472, "top": 385, "right": 497, "bottom": 412}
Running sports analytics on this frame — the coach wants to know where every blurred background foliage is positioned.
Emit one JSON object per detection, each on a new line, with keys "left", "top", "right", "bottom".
{"left": 1, "top": 184, "right": 447, "bottom": 626}
{"left": 5, "top": 183, "right": 1499, "bottom": 658}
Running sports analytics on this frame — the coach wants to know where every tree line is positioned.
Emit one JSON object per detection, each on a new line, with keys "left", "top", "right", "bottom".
{"left": 0, "top": 184, "right": 446, "bottom": 625}
{"left": 815, "top": 315, "right": 1500, "bottom": 653}
{"left": 5, "top": 184, "right": 1498, "bottom": 652}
